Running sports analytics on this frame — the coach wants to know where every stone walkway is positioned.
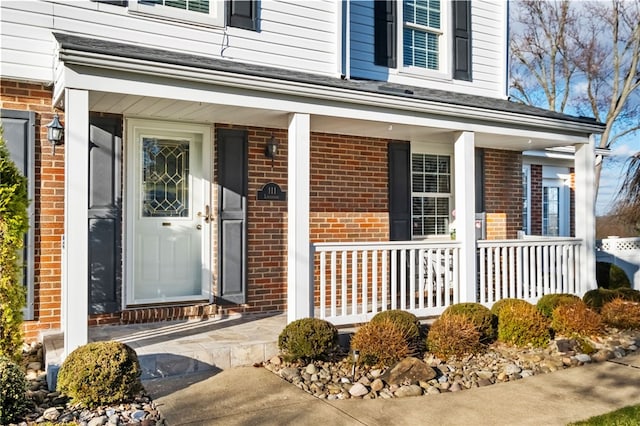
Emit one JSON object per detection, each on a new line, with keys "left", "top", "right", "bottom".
{"left": 44, "top": 313, "right": 287, "bottom": 380}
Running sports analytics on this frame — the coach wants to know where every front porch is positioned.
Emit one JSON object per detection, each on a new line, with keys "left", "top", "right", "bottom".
{"left": 51, "top": 33, "right": 602, "bottom": 361}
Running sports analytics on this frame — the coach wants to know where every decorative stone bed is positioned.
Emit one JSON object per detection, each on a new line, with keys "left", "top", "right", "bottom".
{"left": 262, "top": 328, "right": 640, "bottom": 400}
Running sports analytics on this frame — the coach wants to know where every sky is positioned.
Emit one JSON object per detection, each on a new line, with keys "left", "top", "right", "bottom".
{"left": 508, "top": 0, "right": 640, "bottom": 217}
{"left": 597, "top": 139, "right": 640, "bottom": 216}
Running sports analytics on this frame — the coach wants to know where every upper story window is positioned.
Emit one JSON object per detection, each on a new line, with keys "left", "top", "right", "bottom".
{"left": 411, "top": 153, "right": 451, "bottom": 237}
{"left": 373, "top": 1, "right": 471, "bottom": 81}
{"left": 129, "top": 0, "right": 225, "bottom": 27}
{"left": 402, "top": 0, "right": 443, "bottom": 71}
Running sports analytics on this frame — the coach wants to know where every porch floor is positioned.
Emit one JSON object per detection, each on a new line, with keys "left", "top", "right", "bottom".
{"left": 44, "top": 313, "right": 288, "bottom": 380}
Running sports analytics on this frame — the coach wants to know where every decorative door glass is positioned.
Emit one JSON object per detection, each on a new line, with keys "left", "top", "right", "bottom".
{"left": 142, "top": 138, "right": 190, "bottom": 218}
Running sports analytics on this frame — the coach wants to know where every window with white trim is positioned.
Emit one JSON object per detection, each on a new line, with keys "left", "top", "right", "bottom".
{"left": 411, "top": 153, "right": 451, "bottom": 237}
{"left": 402, "top": 0, "right": 444, "bottom": 71}
{"left": 129, "top": 0, "right": 224, "bottom": 27}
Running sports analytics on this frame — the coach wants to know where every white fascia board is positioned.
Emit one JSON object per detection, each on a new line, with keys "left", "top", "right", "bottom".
{"left": 56, "top": 49, "right": 604, "bottom": 137}
{"left": 60, "top": 65, "right": 591, "bottom": 146}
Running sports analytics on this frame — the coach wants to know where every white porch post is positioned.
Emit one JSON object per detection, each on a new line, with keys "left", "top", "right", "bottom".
{"left": 575, "top": 137, "right": 596, "bottom": 295}
{"left": 63, "top": 88, "right": 89, "bottom": 357}
{"left": 454, "top": 131, "right": 476, "bottom": 302}
{"left": 287, "top": 113, "right": 312, "bottom": 322}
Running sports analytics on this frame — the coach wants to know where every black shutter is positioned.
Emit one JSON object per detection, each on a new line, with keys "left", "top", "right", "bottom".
{"left": 475, "top": 148, "right": 484, "bottom": 213}
{"left": 217, "top": 128, "right": 248, "bottom": 304}
{"left": 388, "top": 141, "right": 411, "bottom": 241}
{"left": 90, "top": 0, "right": 127, "bottom": 6}
{"left": 227, "top": 0, "right": 258, "bottom": 31}
{"left": 1, "top": 109, "right": 35, "bottom": 320}
{"left": 452, "top": 0, "right": 472, "bottom": 81}
{"left": 88, "top": 116, "right": 122, "bottom": 315}
{"left": 374, "top": 0, "right": 397, "bottom": 68}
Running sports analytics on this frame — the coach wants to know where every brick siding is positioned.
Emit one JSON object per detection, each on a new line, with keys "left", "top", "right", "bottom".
{"left": 483, "top": 149, "right": 523, "bottom": 239}
{"left": 530, "top": 164, "right": 543, "bottom": 235}
{"left": 1, "top": 81, "right": 64, "bottom": 341}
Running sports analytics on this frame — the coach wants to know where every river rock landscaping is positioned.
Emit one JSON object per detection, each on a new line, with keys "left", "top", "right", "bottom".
{"left": 263, "top": 327, "right": 640, "bottom": 400}
{"left": 10, "top": 343, "right": 164, "bottom": 426}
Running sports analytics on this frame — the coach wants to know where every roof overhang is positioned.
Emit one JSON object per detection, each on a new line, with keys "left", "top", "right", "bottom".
{"left": 53, "top": 33, "right": 606, "bottom": 151}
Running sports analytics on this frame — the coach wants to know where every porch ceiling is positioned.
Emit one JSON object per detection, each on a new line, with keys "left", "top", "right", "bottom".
{"left": 88, "top": 91, "right": 570, "bottom": 152}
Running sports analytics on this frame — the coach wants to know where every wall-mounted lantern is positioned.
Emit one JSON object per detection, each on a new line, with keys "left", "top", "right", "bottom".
{"left": 46, "top": 113, "right": 64, "bottom": 155}
{"left": 265, "top": 134, "right": 278, "bottom": 167}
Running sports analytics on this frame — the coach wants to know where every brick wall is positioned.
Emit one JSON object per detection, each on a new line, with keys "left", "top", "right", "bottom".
{"left": 530, "top": 164, "right": 543, "bottom": 235}
{"left": 483, "top": 149, "right": 523, "bottom": 239}
{"left": 1, "top": 81, "right": 64, "bottom": 341}
{"left": 212, "top": 128, "right": 390, "bottom": 316}
{"left": 310, "top": 133, "right": 389, "bottom": 242}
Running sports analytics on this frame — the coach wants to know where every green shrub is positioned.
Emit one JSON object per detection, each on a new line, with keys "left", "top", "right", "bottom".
{"left": 57, "top": 341, "right": 142, "bottom": 408}
{"left": 350, "top": 318, "right": 411, "bottom": 366}
{"left": 551, "top": 300, "right": 603, "bottom": 338}
{"left": 426, "top": 314, "right": 483, "bottom": 359}
{"left": 584, "top": 288, "right": 640, "bottom": 311}
{"left": 497, "top": 300, "right": 550, "bottom": 348}
{"left": 583, "top": 288, "right": 618, "bottom": 311}
{"left": 0, "top": 136, "right": 29, "bottom": 361}
{"left": 442, "top": 303, "right": 496, "bottom": 343}
{"left": 491, "top": 298, "right": 531, "bottom": 318}
{"left": 536, "top": 293, "right": 582, "bottom": 318}
{"left": 616, "top": 288, "right": 640, "bottom": 302}
{"left": 0, "top": 355, "right": 28, "bottom": 423}
{"left": 601, "top": 299, "right": 640, "bottom": 330}
{"left": 370, "top": 309, "right": 420, "bottom": 339}
{"left": 596, "top": 262, "right": 631, "bottom": 289}
{"left": 278, "top": 318, "right": 338, "bottom": 362}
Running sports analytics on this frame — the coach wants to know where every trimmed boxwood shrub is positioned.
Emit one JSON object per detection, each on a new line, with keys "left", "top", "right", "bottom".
{"left": 601, "top": 299, "right": 640, "bottom": 330}
{"left": 0, "top": 355, "right": 28, "bottom": 424}
{"left": 497, "top": 300, "right": 550, "bottom": 348}
{"left": 278, "top": 318, "right": 338, "bottom": 361}
{"left": 442, "top": 303, "right": 496, "bottom": 343}
{"left": 370, "top": 309, "right": 421, "bottom": 352}
{"left": 551, "top": 300, "right": 603, "bottom": 338}
{"left": 370, "top": 309, "right": 420, "bottom": 340}
{"left": 426, "top": 314, "right": 483, "bottom": 359}
{"left": 584, "top": 288, "right": 640, "bottom": 311}
{"left": 491, "top": 298, "right": 531, "bottom": 317}
{"left": 536, "top": 293, "right": 582, "bottom": 318}
{"left": 350, "top": 318, "right": 411, "bottom": 366}
{"left": 57, "top": 341, "right": 142, "bottom": 408}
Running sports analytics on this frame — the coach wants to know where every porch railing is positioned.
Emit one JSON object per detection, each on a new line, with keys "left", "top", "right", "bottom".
{"left": 477, "top": 237, "right": 582, "bottom": 305}
{"left": 312, "top": 237, "right": 582, "bottom": 325}
{"left": 313, "top": 241, "right": 461, "bottom": 325}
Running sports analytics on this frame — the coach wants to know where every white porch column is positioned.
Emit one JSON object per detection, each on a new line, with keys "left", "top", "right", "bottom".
{"left": 63, "top": 89, "right": 89, "bottom": 357}
{"left": 287, "top": 113, "right": 312, "bottom": 322}
{"left": 575, "top": 137, "right": 596, "bottom": 295}
{"left": 454, "top": 131, "right": 476, "bottom": 302}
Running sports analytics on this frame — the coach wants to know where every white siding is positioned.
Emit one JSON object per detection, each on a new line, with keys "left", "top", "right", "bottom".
{"left": 349, "top": 0, "right": 506, "bottom": 99}
{"left": 1, "top": 0, "right": 339, "bottom": 84}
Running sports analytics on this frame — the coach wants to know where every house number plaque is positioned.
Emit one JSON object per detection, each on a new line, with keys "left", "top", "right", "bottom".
{"left": 257, "top": 182, "right": 287, "bottom": 201}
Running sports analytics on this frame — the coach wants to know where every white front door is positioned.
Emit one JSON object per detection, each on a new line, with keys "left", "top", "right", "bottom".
{"left": 126, "top": 119, "right": 211, "bottom": 304}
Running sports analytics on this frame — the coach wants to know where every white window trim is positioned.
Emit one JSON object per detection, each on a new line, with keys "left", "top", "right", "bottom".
{"left": 129, "top": 0, "right": 224, "bottom": 28}
{"left": 399, "top": 0, "right": 450, "bottom": 79}
{"left": 410, "top": 142, "right": 455, "bottom": 240}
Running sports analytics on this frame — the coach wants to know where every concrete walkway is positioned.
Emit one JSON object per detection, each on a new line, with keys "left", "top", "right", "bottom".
{"left": 144, "top": 352, "right": 640, "bottom": 426}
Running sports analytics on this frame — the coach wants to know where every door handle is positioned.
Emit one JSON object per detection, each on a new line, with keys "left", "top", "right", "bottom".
{"left": 198, "top": 205, "right": 212, "bottom": 223}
